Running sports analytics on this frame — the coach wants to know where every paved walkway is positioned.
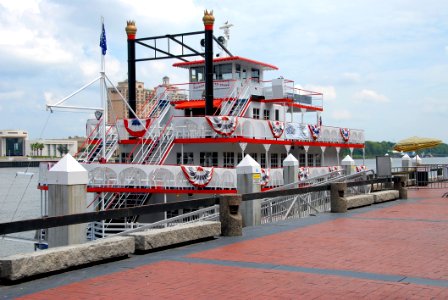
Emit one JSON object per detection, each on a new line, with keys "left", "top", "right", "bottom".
{"left": 2, "top": 189, "right": 448, "bottom": 299}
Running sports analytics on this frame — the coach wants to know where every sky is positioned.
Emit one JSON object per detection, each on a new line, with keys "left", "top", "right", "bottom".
{"left": 0, "top": 0, "right": 448, "bottom": 143}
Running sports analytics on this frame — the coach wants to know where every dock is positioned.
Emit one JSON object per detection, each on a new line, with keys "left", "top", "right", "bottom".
{"left": 1, "top": 188, "right": 448, "bottom": 298}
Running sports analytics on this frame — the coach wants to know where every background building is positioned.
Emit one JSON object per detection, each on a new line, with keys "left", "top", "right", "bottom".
{"left": 26, "top": 139, "right": 78, "bottom": 157}
{"left": 0, "top": 130, "right": 28, "bottom": 156}
{"left": 107, "top": 80, "right": 153, "bottom": 123}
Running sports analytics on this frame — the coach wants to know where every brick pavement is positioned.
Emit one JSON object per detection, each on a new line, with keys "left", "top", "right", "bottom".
{"left": 5, "top": 188, "right": 448, "bottom": 299}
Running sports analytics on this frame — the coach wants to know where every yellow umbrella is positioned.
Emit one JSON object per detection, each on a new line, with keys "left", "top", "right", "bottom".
{"left": 393, "top": 136, "right": 442, "bottom": 152}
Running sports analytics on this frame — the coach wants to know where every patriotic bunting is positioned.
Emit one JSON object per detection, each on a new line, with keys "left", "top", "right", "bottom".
{"left": 181, "top": 165, "right": 214, "bottom": 188}
{"left": 206, "top": 116, "right": 238, "bottom": 136}
{"left": 308, "top": 124, "right": 321, "bottom": 140}
{"left": 355, "top": 165, "right": 367, "bottom": 172}
{"left": 123, "top": 118, "right": 151, "bottom": 138}
{"left": 268, "top": 121, "right": 285, "bottom": 138}
{"left": 260, "top": 168, "right": 270, "bottom": 186}
{"left": 340, "top": 128, "right": 350, "bottom": 142}
{"left": 299, "top": 167, "right": 310, "bottom": 181}
{"left": 328, "top": 166, "right": 339, "bottom": 172}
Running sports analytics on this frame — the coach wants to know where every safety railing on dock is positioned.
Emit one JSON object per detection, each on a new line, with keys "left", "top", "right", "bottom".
{"left": 392, "top": 164, "right": 448, "bottom": 189}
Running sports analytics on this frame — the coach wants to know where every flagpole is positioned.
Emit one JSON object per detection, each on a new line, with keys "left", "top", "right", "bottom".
{"left": 100, "top": 17, "right": 107, "bottom": 163}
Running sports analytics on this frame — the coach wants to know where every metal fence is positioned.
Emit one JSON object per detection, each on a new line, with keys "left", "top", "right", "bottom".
{"left": 89, "top": 205, "right": 220, "bottom": 238}
{"left": 392, "top": 164, "right": 448, "bottom": 189}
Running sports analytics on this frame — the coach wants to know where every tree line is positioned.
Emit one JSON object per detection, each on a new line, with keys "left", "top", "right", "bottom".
{"left": 344, "top": 141, "right": 448, "bottom": 158}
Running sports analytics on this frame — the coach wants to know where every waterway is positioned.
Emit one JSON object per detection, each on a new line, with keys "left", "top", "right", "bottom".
{"left": 1, "top": 157, "right": 448, "bottom": 257}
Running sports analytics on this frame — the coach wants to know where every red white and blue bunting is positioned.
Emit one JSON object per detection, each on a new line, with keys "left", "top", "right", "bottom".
{"left": 123, "top": 118, "right": 151, "bottom": 138}
{"left": 260, "top": 168, "right": 270, "bottom": 186}
{"left": 308, "top": 125, "right": 321, "bottom": 140}
{"left": 206, "top": 116, "right": 238, "bottom": 136}
{"left": 340, "top": 128, "right": 350, "bottom": 142}
{"left": 299, "top": 167, "right": 310, "bottom": 181}
{"left": 328, "top": 166, "right": 339, "bottom": 173}
{"left": 356, "top": 165, "right": 367, "bottom": 172}
{"left": 268, "top": 121, "right": 285, "bottom": 138}
{"left": 181, "top": 165, "right": 214, "bottom": 188}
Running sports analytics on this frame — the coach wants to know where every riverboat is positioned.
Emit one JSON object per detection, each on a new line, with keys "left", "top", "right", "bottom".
{"left": 38, "top": 11, "right": 365, "bottom": 239}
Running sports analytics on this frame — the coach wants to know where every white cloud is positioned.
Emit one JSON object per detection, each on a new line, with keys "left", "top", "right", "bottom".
{"left": 341, "top": 72, "right": 361, "bottom": 83}
{"left": 331, "top": 109, "right": 352, "bottom": 121}
{"left": 354, "top": 89, "right": 389, "bottom": 103}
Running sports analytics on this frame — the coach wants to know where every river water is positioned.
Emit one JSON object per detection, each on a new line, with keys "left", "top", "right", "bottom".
{"left": 1, "top": 157, "right": 448, "bottom": 257}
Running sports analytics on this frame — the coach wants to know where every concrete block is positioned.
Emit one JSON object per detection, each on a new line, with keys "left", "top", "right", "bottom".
{"left": 372, "top": 190, "right": 399, "bottom": 203}
{"left": 128, "top": 221, "right": 221, "bottom": 251}
{"left": 0, "top": 236, "right": 135, "bottom": 281}
{"left": 345, "top": 194, "right": 374, "bottom": 209}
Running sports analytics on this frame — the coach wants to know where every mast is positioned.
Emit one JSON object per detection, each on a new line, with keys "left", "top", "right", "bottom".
{"left": 203, "top": 10, "right": 214, "bottom": 116}
{"left": 126, "top": 21, "right": 137, "bottom": 119}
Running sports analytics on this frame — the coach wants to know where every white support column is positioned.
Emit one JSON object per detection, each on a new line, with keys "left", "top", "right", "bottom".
{"left": 284, "top": 145, "right": 291, "bottom": 154}
{"left": 336, "top": 147, "right": 341, "bottom": 166}
{"left": 239, "top": 142, "right": 248, "bottom": 158}
{"left": 350, "top": 147, "right": 354, "bottom": 157}
{"left": 304, "top": 145, "right": 309, "bottom": 167}
{"left": 263, "top": 144, "right": 271, "bottom": 168}
{"left": 320, "top": 146, "right": 326, "bottom": 167}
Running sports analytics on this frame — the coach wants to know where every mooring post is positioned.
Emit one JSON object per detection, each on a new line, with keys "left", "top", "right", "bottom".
{"left": 236, "top": 155, "right": 261, "bottom": 227}
{"left": 283, "top": 153, "right": 299, "bottom": 185}
{"left": 47, "top": 154, "right": 88, "bottom": 247}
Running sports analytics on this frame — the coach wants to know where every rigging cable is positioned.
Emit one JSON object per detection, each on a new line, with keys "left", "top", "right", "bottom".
{"left": 2, "top": 112, "right": 53, "bottom": 227}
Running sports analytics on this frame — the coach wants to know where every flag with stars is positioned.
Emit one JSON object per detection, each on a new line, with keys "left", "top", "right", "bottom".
{"left": 100, "top": 22, "right": 107, "bottom": 55}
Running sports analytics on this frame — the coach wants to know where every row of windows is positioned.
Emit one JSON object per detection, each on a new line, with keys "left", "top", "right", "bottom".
{"left": 190, "top": 64, "right": 261, "bottom": 82}
{"left": 176, "top": 152, "right": 319, "bottom": 168}
{"left": 253, "top": 108, "right": 280, "bottom": 121}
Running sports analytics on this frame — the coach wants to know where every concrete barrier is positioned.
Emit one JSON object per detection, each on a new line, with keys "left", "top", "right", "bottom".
{"left": 127, "top": 221, "right": 221, "bottom": 251}
{"left": 0, "top": 236, "right": 135, "bottom": 281}
{"left": 372, "top": 190, "right": 399, "bottom": 203}
{"left": 345, "top": 194, "right": 374, "bottom": 209}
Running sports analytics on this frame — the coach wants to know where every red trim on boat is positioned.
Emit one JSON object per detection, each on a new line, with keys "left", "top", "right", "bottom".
{"left": 173, "top": 56, "right": 278, "bottom": 70}
{"left": 174, "top": 99, "right": 222, "bottom": 109}
{"left": 174, "top": 137, "right": 364, "bottom": 148}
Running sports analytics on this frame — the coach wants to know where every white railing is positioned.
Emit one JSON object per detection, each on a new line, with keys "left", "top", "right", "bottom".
{"left": 261, "top": 190, "right": 331, "bottom": 224}
{"left": 260, "top": 169, "right": 373, "bottom": 224}
{"left": 88, "top": 205, "right": 219, "bottom": 239}
{"left": 169, "top": 116, "right": 365, "bottom": 145}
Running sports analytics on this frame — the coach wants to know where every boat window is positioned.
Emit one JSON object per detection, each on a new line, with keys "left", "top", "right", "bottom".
{"left": 280, "top": 153, "right": 287, "bottom": 167}
{"left": 308, "top": 154, "right": 314, "bottom": 166}
{"left": 315, "top": 154, "right": 321, "bottom": 167}
{"left": 249, "top": 153, "right": 258, "bottom": 162}
{"left": 235, "top": 64, "right": 241, "bottom": 79}
{"left": 299, "top": 154, "right": 306, "bottom": 167}
{"left": 177, "top": 152, "right": 194, "bottom": 164}
{"left": 275, "top": 109, "right": 280, "bottom": 121}
{"left": 251, "top": 68, "right": 260, "bottom": 82}
{"left": 223, "top": 152, "right": 235, "bottom": 167}
{"left": 200, "top": 152, "right": 218, "bottom": 167}
{"left": 191, "top": 67, "right": 205, "bottom": 82}
{"left": 213, "top": 64, "right": 232, "bottom": 80}
{"left": 270, "top": 153, "right": 278, "bottom": 168}
{"left": 263, "top": 109, "right": 270, "bottom": 120}
{"left": 253, "top": 108, "right": 260, "bottom": 119}
{"left": 260, "top": 153, "right": 266, "bottom": 168}
{"left": 242, "top": 68, "right": 247, "bottom": 80}
{"left": 237, "top": 153, "right": 243, "bottom": 164}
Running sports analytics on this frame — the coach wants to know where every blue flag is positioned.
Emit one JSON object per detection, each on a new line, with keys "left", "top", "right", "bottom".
{"left": 100, "top": 23, "right": 107, "bottom": 55}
